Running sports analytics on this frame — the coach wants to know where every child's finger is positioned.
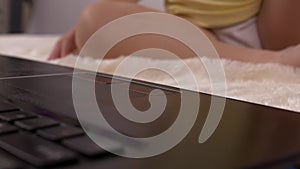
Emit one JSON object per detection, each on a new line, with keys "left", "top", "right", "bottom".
{"left": 48, "top": 40, "right": 63, "bottom": 60}
{"left": 61, "top": 30, "right": 77, "bottom": 57}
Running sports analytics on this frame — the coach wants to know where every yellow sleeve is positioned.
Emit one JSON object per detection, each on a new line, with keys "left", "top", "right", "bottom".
{"left": 165, "top": 0, "right": 262, "bottom": 28}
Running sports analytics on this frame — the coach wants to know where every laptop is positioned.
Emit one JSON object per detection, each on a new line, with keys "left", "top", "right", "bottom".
{"left": 0, "top": 55, "right": 299, "bottom": 169}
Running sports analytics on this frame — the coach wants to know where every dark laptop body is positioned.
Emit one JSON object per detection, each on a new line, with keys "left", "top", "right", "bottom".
{"left": 0, "top": 55, "right": 299, "bottom": 169}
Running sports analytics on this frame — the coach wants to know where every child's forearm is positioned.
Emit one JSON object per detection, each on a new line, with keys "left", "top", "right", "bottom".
{"left": 191, "top": 24, "right": 299, "bottom": 67}
{"left": 210, "top": 37, "right": 300, "bottom": 67}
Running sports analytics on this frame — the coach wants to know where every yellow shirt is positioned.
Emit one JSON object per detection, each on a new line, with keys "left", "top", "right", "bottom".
{"left": 165, "top": 0, "right": 262, "bottom": 28}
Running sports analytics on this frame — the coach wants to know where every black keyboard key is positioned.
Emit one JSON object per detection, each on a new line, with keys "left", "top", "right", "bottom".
{"left": 63, "top": 136, "right": 122, "bottom": 157}
{"left": 0, "top": 133, "right": 77, "bottom": 167}
{"left": 37, "top": 125, "right": 84, "bottom": 141}
{"left": 15, "top": 117, "right": 59, "bottom": 131}
{"left": 0, "top": 111, "right": 36, "bottom": 122}
{"left": 0, "top": 102, "right": 18, "bottom": 113}
{"left": 294, "top": 162, "right": 300, "bottom": 169}
{"left": 0, "top": 149, "right": 25, "bottom": 169}
{"left": 0, "top": 123, "right": 18, "bottom": 135}
{"left": 289, "top": 166, "right": 300, "bottom": 169}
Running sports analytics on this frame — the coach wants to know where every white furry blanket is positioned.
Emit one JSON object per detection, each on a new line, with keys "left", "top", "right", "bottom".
{"left": 0, "top": 35, "right": 299, "bottom": 112}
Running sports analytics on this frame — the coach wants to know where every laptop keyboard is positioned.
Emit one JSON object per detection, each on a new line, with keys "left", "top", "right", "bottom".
{"left": 0, "top": 80, "right": 299, "bottom": 169}
{"left": 0, "top": 101, "right": 121, "bottom": 168}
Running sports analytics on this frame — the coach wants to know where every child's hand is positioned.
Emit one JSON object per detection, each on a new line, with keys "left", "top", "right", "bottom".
{"left": 48, "top": 2, "right": 103, "bottom": 60}
{"left": 48, "top": 0, "right": 138, "bottom": 60}
{"left": 48, "top": 28, "right": 77, "bottom": 60}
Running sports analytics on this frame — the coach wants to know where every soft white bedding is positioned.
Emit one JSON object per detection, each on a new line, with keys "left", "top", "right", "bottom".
{"left": 0, "top": 35, "right": 299, "bottom": 112}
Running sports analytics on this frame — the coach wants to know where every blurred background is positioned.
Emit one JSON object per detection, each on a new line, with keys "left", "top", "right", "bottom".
{"left": 0, "top": 0, "right": 164, "bottom": 34}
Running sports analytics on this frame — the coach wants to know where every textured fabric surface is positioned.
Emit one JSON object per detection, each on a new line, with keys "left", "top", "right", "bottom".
{"left": 0, "top": 35, "right": 299, "bottom": 113}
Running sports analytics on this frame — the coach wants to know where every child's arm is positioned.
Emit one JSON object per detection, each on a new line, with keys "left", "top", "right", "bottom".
{"left": 48, "top": 0, "right": 300, "bottom": 67}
